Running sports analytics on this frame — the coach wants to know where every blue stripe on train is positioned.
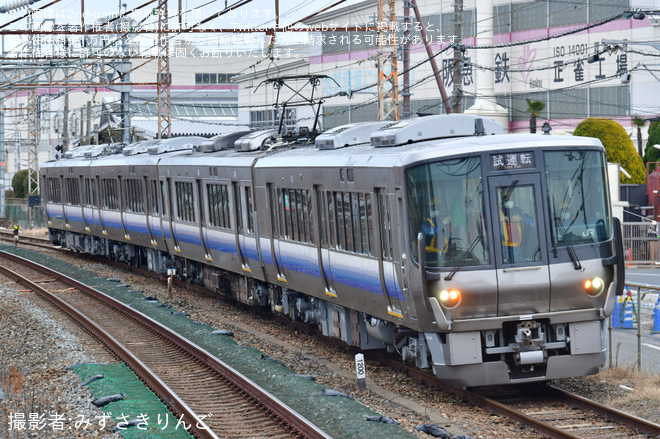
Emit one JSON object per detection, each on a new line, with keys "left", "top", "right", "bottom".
{"left": 56, "top": 216, "right": 400, "bottom": 300}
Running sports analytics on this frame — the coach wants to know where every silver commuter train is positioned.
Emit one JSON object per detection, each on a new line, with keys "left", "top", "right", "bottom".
{"left": 40, "top": 114, "right": 624, "bottom": 387}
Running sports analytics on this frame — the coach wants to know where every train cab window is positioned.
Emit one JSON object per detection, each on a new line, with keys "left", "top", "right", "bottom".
{"left": 497, "top": 185, "right": 539, "bottom": 264}
{"left": 407, "top": 156, "right": 489, "bottom": 267}
{"left": 545, "top": 150, "right": 611, "bottom": 245}
{"left": 175, "top": 181, "right": 195, "bottom": 223}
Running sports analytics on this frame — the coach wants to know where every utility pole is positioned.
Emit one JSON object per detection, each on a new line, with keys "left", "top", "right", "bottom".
{"left": 411, "top": 0, "right": 452, "bottom": 114}
{"left": 26, "top": 11, "right": 39, "bottom": 225}
{"left": 402, "top": 0, "right": 411, "bottom": 119}
{"left": 157, "top": 0, "right": 172, "bottom": 139}
{"left": 62, "top": 92, "right": 69, "bottom": 152}
{"left": 377, "top": 0, "right": 399, "bottom": 121}
{"left": 86, "top": 101, "right": 92, "bottom": 145}
{"left": 119, "top": 1, "right": 131, "bottom": 145}
{"left": 0, "top": 103, "right": 4, "bottom": 220}
{"left": 452, "top": 0, "right": 463, "bottom": 113}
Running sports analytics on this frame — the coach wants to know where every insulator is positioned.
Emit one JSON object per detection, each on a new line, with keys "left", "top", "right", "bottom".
{"left": 0, "top": 0, "right": 34, "bottom": 13}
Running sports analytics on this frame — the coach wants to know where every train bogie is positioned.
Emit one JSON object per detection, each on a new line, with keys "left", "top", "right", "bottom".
{"left": 40, "top": 116, "right": 624, "bottom": 387}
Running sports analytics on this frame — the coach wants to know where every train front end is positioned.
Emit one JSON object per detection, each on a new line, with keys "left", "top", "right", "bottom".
{"left": 406, "top": 136, "right": 623, "bottom": 386}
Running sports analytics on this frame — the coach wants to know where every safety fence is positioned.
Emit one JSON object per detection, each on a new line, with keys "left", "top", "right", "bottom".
{"left": 609, "top": 281, "right": 660, "bottom": 371}
{"left": 622, "top": 222, "right": 660, "bottom": 263}
{"left": 1, "top": 203, "right": 45, "bottom": 230}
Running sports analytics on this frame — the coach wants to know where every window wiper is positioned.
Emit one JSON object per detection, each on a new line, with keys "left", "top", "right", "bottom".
{"left": 503, "top": 179, "right": 519, "bottom": 200}
{"left": 553, "top": 206, "right": 583, "bottom": 271}
{"left": 445, "top": 235, "right": 483, "bottom": 281}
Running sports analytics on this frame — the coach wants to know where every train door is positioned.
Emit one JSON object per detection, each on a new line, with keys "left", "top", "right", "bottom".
{"left": 233, "top": 182, "right": 250, "bottom": 272}
{"left": 315, "top": 186, "right": 336, "bottom": 296}
{"left": 80, "top": 176, "right": 92, "bottom": 232}
{"left": 376, "top": 188, "right": 403, "bottom": 317}
{"left": 166, "top": 178, "right": 180, "bottom": 251}
{"left": 117, "top": 176, "right": 129, "bottom": 239}
{"left": 60, "top": 176, "right": 69, "bottom": 227}
{"left": 197, "top": 180, "right": 212, "bottom": 261}
{"left": 267, "top": 184, "right": 286, "bottom": 282}
{"left": 96, "top": 176, "right": 107, "bottom": 235}
{"left": 145, "top": 178, "right": 159, "bottom": 244}
{"left": 85, "top": 177, "right": 98, "bottom": 232}
{"left": 158, "top": 179, "right": 170, "bottom": 252}
{"left": 488, "top": 174, "right": 550, "bottom": 314}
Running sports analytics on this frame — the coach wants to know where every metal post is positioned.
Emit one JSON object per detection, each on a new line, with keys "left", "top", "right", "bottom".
{"left": 637, "top": 285, "right": 642, "bottom": 371}
{"left": 452, "top": 0, "right": 463, "bottom": 113}
{"left": 0, "top": 107, "right": 4, "bottom": 220}
{"left": 410, "top": 0, "right": 452, "bottom": 114}
{"left": 608, "top": 314, "right": 613, "bottom": 368}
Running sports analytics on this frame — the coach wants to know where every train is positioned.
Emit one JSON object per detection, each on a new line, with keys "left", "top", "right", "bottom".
{"left": 40, "top": 114, "right": 625, "bottom": 387}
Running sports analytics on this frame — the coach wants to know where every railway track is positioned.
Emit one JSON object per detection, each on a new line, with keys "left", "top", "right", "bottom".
{"left": 6, "top": 232, "right": 660, "bottom": 437}
{"left": 0, "top": 249, "right": 331, "bottom": 439}
{"left": 0, "top": 229, "right": 56, "bottom": 249}
{"left": 368, "top": 351, "right": 660, "bottom": 439}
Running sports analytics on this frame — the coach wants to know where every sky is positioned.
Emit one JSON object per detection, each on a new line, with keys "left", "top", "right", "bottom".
{"left": 0, "top": 0, "right": 361, "bottom": 56}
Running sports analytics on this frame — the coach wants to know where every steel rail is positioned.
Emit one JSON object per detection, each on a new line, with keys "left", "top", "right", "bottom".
{"left": 0, "top": 250, "right": 218, "bottom": 439}
{"left": 0, "top": 249, "right": 331, "bottom": 439}
{"left": 546, "top": 385, "right": 660, "bottom": 436}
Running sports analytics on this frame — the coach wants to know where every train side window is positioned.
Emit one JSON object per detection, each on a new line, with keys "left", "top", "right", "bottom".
{"left": 365, "top": 194, "right": 374, "bottom": 256}
{"left": 377, "top": 189, "right": 393, "bottom": 260}
{"left": 278, "top": 189, "right": 286, "bottom": 239}
{"left": 83, "top": 178, "right": 92, "bottom": 207}
{"left": 268, "top": 184, "right": 279, "bottom": 238}
{"left": 358, "top": 193, "right": 371, "bottom": 255}
{"left": 47, "top": 178, "right": 61, "bottom": 203}
{"left": 160, "top": 181, "right": 168, "bottom": 219}
{"left": 351, "top": 193, "right": 361, "bottom": 253}
{"left": 175, "top": 181, "right": 195, "bottom": 223}
{"left": 335, "top": 192, "right": 346, "bottom": 250}
{"left": 208, "top": 184, "right": 231, "bottom": 229}
{"left": 326, "top": 191, "right": 336, "bottom": 248}
{"left": 343, "top": 192, "right": 354, "bottom": 252}
{"left": 65, "top": 177, "right": 80, "bottom": 206}
{"left": 149, "top": 180, "right": 160, "bottom": 215}
{"left": 101, "top": 178, "right": 118, "bottom": 210}
{"left": 136, "top": 180, "right": 144, "bottom": 213}
{"left": 245, "top": 186, "right": 254, "bottom": 234}
{"left": 124, "top": 179, "right": 144, "bottom": 213}
{"left": 233, "top": 183, "right": 243, "bottom": 233}
{"left": 289, "top": 189, "right": 299, "bottom": 241}
{"left": 306, "top": 189, "right": 314, "bottom": 244}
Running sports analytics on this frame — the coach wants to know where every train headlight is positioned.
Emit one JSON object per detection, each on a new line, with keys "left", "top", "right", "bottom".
{"left": 584, "top": 277, "right": 604, "bottom": 297}
{"left": 439, "top": 288, "right": 461, "bottom": 309}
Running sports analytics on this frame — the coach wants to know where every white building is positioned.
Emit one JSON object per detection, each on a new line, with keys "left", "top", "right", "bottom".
{"left": 234, "top": 0, "right": 660, "bottom": 138}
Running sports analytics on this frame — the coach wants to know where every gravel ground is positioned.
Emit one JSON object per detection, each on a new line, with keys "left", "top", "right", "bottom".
{"left": 1, "top": 246, "right": 659, "bottom": 438}
{"left": 0, "top": 283, "right": 122, "bottom": 438}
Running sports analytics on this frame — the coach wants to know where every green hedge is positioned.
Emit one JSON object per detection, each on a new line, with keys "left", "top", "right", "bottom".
{"left": 573, "top": 118, "right": 645, "bottom": 184}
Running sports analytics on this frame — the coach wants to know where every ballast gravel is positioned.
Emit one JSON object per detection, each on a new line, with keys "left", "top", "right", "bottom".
{"left": 1, "top": 244, "right": 659, "bottom": 438}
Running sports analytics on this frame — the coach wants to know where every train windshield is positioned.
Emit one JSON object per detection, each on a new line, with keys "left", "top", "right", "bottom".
{"left": 545, "top": 150, "right": 611, "bottom": 246}
{"left": 407, "top": 156, "right": 489, "bottom": 267}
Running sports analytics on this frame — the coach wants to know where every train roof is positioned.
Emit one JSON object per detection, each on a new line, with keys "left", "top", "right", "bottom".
{"left": 41, "top": 132, "right": 604, "bottom": 172}
{"left": 254, "top": 134, "right": 605, "bottom": 169}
